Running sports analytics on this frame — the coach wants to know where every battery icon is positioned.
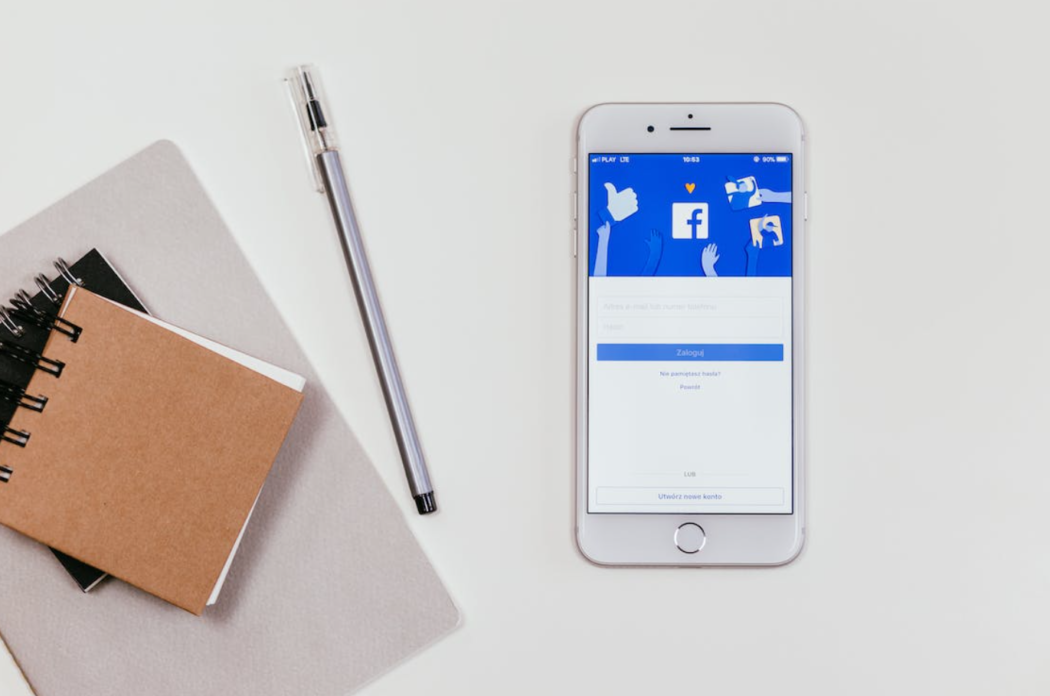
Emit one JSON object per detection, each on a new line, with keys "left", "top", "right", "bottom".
{"left": 776, "top": 156, "right": 789, "bottom": 163}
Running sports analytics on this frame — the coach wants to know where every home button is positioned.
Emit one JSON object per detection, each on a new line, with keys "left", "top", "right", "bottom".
{"left": 674, "top": 523, "right": 706, "bottom": 554}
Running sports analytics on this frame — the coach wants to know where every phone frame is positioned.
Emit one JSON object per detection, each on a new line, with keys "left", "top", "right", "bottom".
{"left": 574, "top": 103, "right": 806, "bottom": 566}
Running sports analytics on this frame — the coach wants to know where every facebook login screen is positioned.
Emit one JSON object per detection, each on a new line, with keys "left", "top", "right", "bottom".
{"left": 587, "top": 153, "right": 794, "bottom": 514}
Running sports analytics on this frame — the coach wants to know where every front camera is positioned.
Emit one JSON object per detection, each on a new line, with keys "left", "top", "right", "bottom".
{"left": 647, "top": 125, "right": 655, "bottom": 133}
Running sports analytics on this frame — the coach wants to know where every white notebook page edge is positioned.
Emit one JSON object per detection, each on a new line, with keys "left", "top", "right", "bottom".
{"left": 207, "top": 495, "right": 259, "bottom": 605}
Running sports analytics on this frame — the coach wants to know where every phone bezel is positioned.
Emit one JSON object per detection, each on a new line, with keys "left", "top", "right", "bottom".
{"left": 574, "top": 103, "right": 806, "bottom": 566}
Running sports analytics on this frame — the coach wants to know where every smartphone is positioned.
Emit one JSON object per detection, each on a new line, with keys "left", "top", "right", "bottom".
{"left": 575, "top": 103, "right": 805, "bottom": 565}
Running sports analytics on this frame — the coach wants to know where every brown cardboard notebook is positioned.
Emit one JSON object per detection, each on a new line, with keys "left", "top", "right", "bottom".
{"left": 0, "top": 287, "right": 305, "bottom": 615}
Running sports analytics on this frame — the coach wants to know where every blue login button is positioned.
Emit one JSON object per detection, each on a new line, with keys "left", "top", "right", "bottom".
{"left": 596, "top": 343, "right": 783, "bottom": 362}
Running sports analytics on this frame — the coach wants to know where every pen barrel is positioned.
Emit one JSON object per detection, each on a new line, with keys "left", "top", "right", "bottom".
{"left": 317, "top": 151, "right": 435, "bottom": 507}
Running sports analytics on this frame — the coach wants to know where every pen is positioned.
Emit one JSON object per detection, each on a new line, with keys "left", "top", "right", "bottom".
{"left": 287, "top": 64, "right": 437, "bottom": 515}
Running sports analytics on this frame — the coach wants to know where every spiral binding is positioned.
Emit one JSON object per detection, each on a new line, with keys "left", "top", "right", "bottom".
{"left": 0, "top": 378, "right": 48, "bottom": 412}
{"left": 0, "top": 308, "right": 23, "bottom": 338}
{"left": 8, "top": 296, "right": 82, "bottom": 341}
{"left": 0, "top": 258, "right": 86, "bottom": 482}
{"left": 0, "top": 340, "right": 65, "bottom": 377}
{"left": 0, "top": 258, "right": 84, "bottom": 345}
{"left": 2, "top": 427, "right": 30, "bottom": 447}
{"left": 55, "top": 258, "right": 85, "bottom": 287}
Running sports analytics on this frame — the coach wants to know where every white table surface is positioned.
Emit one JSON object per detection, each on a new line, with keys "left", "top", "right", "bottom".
{"left": 1, "top": 1, "right": 1048, "bottom": 694}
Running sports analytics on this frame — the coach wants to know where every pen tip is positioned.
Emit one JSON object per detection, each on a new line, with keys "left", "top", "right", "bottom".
{"left": 414, "top": 492, "right": 437, "bottom": 515}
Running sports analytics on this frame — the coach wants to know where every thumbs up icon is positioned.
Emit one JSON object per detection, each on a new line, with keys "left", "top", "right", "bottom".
{"left": 603, "top": 183, "right": 639, "bottom": 223}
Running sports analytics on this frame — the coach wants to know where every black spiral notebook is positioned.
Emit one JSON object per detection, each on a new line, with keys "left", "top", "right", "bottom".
{"left": 0, "top": 249, "right": 146, "bottom": 591}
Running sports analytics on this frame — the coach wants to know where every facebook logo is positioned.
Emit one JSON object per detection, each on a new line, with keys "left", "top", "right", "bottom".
{"left": 672, "top": 203, "right": 709, "bottom": 239}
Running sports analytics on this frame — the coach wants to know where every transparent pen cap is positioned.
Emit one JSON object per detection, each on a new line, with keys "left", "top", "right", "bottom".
{"left": 286, "top": 64, "right": 338, "bottom": 192}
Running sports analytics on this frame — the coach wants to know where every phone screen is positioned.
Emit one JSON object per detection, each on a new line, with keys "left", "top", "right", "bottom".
{"left": 587, "top": 153, "right": 794, "bottom": 514}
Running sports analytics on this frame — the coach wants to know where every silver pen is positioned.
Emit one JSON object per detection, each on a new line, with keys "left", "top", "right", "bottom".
{"left": 287, "top": 65, "right": 436, "bottom": 514}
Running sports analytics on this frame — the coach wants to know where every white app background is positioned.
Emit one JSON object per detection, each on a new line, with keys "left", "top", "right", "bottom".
{"left": 588, "top": 276, "right": 793, "bottom": 514}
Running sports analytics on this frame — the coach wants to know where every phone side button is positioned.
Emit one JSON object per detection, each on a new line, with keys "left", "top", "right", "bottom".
{"left": 573, "top": 226, "right": 578, "bottom": 258}
{"left": 674, "top": 523, "right": 706, "bottom": 554}
{"left": 804, "top": 191, "right": 809, "bottom": 221}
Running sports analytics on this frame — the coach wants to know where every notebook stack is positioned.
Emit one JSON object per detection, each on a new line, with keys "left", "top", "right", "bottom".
{"left": 0, "top": 142, "right": 458, "bottom": 696}
{"left": 0, "top": 254, "right": 305, "bottom": 614}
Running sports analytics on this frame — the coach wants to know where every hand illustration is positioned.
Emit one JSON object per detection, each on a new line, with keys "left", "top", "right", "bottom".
{"left": 593, "top": 221, "right": 612, "bottom": 277}
{"left": 758, "top": 189, "right": 791, "bottom": 204}
{"left": 641, "top": 230, "right": 663, "bottom": 276}
{"left": 701, "top": 243, "right": 720, "bottom": 277}
{"left": 744, "top": 238, "right": 761, "bottom": 277}
{"left": 603, "top": 183, "right": 639, "bottom": 223}
{"left": 643, "top": 229, "right": 662, "bottom": 255}
{"left": 596, "top": 220, "right": 611, "bottom": 243}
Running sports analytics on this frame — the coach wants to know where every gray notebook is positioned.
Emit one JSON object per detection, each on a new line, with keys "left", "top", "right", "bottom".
{"left": 0, "top": 141, "right": 459, "bottom": 696}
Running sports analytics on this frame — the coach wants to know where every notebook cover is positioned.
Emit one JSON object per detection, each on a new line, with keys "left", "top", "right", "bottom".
{"left": 0, "top": 288, "right": 304, "bottom": 615}
{"left": 0, "top": 141, "right": 459, "bottom": 694}
{"left": 0, "top": 249, "right": 147, "bottom": 592}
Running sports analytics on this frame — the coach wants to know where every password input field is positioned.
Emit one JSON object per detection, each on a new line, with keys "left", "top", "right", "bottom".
{"left": 597, "top": 316, "right": 782, "bottom": 340}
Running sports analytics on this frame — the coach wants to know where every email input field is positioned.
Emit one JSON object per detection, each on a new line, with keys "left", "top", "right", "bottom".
{"left": 595, "top": 297, "right": 783, "bottom": 339}
{"left": 597, "top": 296, "right": 782, "bottom": 318}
